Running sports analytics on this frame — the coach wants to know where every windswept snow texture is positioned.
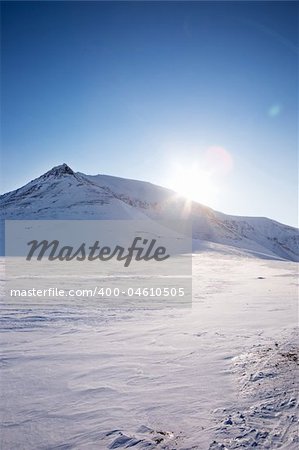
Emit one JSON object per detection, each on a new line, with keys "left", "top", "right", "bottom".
{"left": 0, "top": 164, "right": 298, "bottom": 448}
{"left": 210, "top": 331, "right": 298, "bottom": 449}
{"left": 0, "top": 255, "right": 298, "bottom": 449}
{"left": 0, "top": 163, "right": 298, "bottom": 261}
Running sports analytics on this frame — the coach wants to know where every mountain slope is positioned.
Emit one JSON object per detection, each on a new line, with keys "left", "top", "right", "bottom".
{"left": 0, "top": 164, "right": 298, "bottom": 261}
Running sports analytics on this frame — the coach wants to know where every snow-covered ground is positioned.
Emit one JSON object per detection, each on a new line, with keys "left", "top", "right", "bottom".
{"left": 0, "top": 252, "right": 297, "bottom": 449}
{"left": 211, "top": 329, "right": 298, "bottom": 449}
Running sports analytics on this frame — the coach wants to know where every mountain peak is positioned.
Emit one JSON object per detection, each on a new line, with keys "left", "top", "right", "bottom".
{"left": 43, "top": 163, "right": 74, "bottom": 178}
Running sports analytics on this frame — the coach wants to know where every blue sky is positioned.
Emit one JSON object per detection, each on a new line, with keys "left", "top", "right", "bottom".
{"left": 1, "top": 1, "right": 298, "bottom": 226}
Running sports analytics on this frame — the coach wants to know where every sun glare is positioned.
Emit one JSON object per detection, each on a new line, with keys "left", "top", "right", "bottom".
{"left": 167, "top": 147, "right": 233, "bottom": 206}
{"left": 168, "top": 163, "right": 217, "bottom": 206}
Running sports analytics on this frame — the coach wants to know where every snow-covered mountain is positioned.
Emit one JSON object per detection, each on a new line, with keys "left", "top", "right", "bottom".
{"left": 0, "top": 163, "right": 298, "bottom": 261}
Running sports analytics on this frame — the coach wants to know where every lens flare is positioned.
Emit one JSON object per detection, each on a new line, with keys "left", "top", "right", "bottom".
{"left": 268, "top": 104, "right": 281, "bottom": 118}
{"left": 204, "top": 146, "right": 233, "bottom": 175}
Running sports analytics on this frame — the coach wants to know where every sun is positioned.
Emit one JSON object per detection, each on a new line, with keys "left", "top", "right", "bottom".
{"left": 167, "top": 163, "right": 217, "bottom": 206}
{"left": 165, "top": 147, "right": 233, "bottom": 206}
